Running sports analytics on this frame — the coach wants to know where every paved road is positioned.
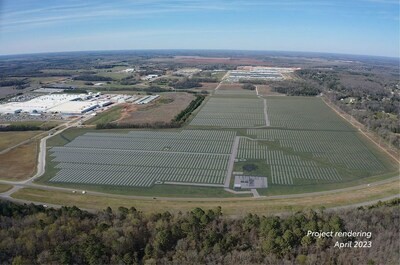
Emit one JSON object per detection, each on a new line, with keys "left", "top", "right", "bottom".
{"left": 251, "top": 189, "right": 261, "bottom": 198}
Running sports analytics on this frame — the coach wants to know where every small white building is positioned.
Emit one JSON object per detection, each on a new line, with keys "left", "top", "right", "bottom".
{"left": 142, "top": 74, "right": 159, "bottom": 81}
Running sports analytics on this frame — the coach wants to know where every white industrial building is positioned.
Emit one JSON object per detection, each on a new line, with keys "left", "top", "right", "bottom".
{"left": 0, "top": 94, "right": 114, "bottom": 115}
{"left": 133, "top": 95, "right": 159, "bottom": 105}
{"left": 48, "top": 101, "right": 99, "bottom": 115}
{"left": 0, "top": 94, "right": 84, "bottom": 114}
{"left": 0, "top": 92, "right": 158, "bottom": 116}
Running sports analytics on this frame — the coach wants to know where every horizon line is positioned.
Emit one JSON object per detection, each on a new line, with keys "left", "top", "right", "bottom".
{"left": 0, "top": 48, "right": 399, "bottom": 60}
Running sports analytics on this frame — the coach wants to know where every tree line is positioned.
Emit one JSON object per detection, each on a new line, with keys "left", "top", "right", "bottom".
{"left": 173, "top": 95, "right": 205, "bottom": 123}
{"left": 270, "top": 80, "right": 321, "bottom": 96}
{"left": 73, "top": 75, "right": 114, "bottom": 82}
{"left": 0, "top": 79, "right": 29, "bottom": 87}
{"left": 0, "top": 124, "right": 56, "bottom": 131}
{"left": 0, "top": 198, "right": 398, "bottom": 264}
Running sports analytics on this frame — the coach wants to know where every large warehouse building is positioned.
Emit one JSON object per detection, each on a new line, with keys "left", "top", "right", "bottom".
{"left": 0, "top": 94, "right": 111, "bottom": 115}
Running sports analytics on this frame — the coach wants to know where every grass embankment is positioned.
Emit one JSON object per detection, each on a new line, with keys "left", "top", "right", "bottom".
{"left": 0, "top": 184, "right": 13, "bottom": 193}
{"left": 12, "top": 178, "right": 399, "bottom": 216}
{"left": 0, "top": 131, "right": 41, "bottom": 150}
{"left": 0, "top": 141, "right": 38, "bottom": 181}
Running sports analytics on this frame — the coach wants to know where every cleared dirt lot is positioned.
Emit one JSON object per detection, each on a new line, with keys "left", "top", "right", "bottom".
{"left": 117, "top": 93, "right": 195, "bottom": 124}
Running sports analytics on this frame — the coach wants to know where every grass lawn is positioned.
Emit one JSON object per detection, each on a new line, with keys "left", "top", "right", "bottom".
{"left": 12, "top": 178, "right": 399, "bottom": 216}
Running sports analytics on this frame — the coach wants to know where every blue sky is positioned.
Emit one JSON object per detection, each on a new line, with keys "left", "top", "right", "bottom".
{"left": 0, "top": 0, "right": 398, "bottom": 57}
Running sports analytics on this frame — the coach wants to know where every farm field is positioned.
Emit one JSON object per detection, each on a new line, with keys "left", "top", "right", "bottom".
{"left": 48, "top": 130, "right": 236, "bottom": 188}
{"left": 190, "top": 97, "right": 266, "bottom": 127}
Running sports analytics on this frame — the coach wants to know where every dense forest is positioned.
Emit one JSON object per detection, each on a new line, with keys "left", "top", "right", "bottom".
{"left": 73, "top": 75, "right": 114, "bottom": 82}
{"left": 0, "top": 199, "right": 398, "bottom": 265}
{"left": 270, "top": 80, "right": 321, "bottom": 96}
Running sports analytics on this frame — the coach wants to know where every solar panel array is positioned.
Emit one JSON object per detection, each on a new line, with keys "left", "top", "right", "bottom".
{"left": 237, "top": 137, "right": 341, "bottom": 185}
{"left": 266, "top": 97, "right": 354, "bottom": 131}
{"left": 190, "top": 98, "right": 266, "bottom": 127}
{"left": 247, "top": 129, "right": 386, "bottom": 172}
{"left": 49, "top": 130, "right": 235, "bottom": 187}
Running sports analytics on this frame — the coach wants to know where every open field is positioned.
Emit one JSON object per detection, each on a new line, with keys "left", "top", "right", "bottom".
{"left": 256, "top": 84, "right": 283, "bottom": 96}
{"left": 0, "top": 184, "right": 12, "bottom": 193}
{"left": 84, "top": 105, "right": 123, "bottom": 125}
{"left": 217, "top": 83, "right": 245, "bottom": 90}
{"left": 0, "top": 140, "right": 38, "bottom": 181}
{"left": 0, "top": 120, "right": 62, "bottom": 128}
{"left": 0, "top": 131, "right": 41, "bottom": 150}
{"left": 117, "top": 93, "right": 194, "bottom": 124}
{"left": 214, "top": 89, "right": 256, "bottom": 96}
{"left": 12, "top": 178, "right": 399, "bottom": 216}
{"left": 48, "top": 130, "right": 236, "bottom": 187}
{"left": 0, "top": 87, "right": 21, "bottom": 97}
{"left": 190, "top": 97, "right": 265, "bottom": 127}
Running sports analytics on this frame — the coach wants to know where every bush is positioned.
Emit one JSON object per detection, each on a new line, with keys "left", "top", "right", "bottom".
{"left": 242, "top": 83, "right": 256, "bottom": 90}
